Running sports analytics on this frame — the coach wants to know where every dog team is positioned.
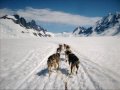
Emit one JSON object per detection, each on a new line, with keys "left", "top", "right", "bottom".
{"left": 47, "top": 44, "right": 80, "bottom": 76}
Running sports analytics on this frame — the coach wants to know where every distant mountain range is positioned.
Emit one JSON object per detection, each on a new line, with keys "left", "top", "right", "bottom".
{"left": 0, "top": 14, "right": 54, "bottom": 38}
{"left": 73, "top": 12, "right": 120, "bottom": 36}
{"left": 1, "top": 12, "right": 120, "bottom": 38}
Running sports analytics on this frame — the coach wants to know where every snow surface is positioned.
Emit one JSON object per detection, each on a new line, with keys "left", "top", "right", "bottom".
{"left": 100, "top": 25, "right": 120, "bottom": 36}
{"left": 0, "top": 19, "right": 38, "bottom": 38}
{"left": 0, "top": 37, "right": 120, "bottom": 90}
{"left": 45, "top": 32, "right": 55, "bottom": 37}
{"left": 0, "top": 18, "right": 55, "bottom": 39}
{"left": 6, "top": 15, "right": 17, "bottom": 20}
{"left": 55, "top": 32, "right": 73, "bottom": 37}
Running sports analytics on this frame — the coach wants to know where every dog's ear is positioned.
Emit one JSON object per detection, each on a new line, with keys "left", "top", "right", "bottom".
{"left": 66, "top": 50, "right": 71, "bottom": 55}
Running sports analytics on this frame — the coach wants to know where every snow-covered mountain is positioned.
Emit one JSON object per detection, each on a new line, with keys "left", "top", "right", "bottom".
{"left": 73, "top": 27, "right": 92, "bottom": 36}
{"left": 73, "top": 12, "right": 120, "bottom": 36}
{"left": 0, "top": 14, "right": 54, "bottom": 38}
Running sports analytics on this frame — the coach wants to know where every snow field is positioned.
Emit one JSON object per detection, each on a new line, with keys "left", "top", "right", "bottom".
{"left": 0, "top": 37, "right": 120, "bottom": 90}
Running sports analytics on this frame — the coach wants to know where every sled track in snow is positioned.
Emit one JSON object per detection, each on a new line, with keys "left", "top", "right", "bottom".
{"left": 80, "top": 61, "right": 103, "bottom": 90}
{"left": 0, "top": 49, "right": 39, "bottom": 89}
{"left": 72, "top": 48, "right": 120, "bottom": 90}
{"left": 18, "top": 47, "right": 106, "bottom": 90}
{"left": 2, "top": 44, "right": 120, "bottom": 90}
{"left": 43, "top": 71, "right": 60, "bottom": 90}
{"left": 15, "top": 46, "right": 57, "bottom": 89}
{"left": 16, "top": 48, "right": 66, "bottom": 90}
{"left": 73, "top": 49, "right": 103, "bottom": 90}
{"left": 54, "top": 48, "right": 97, "bottom": 90}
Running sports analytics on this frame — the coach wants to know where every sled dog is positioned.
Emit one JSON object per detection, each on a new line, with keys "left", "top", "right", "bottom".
{"left": 47, "top": 53, "right": 60, "bottom": 76}
{"left": 64, "top": 44, "right": 70, "bottom": 51}
{"left": 56, "top": 44, "right": 63, "bottom": 53}
{"left": 65, "top": 50, "right": 80, "bottom": 74}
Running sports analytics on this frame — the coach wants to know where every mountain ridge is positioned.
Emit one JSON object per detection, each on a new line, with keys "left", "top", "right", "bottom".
{"left": 73, "top": 12, "right": 120, "bottom": 36}
{"left": 0, "top": 14, "right": 53, "bottom": 38}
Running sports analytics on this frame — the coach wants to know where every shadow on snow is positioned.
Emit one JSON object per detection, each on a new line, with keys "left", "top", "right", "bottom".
{"left": 36, "top": 67, "right": 68, "bottom": 76}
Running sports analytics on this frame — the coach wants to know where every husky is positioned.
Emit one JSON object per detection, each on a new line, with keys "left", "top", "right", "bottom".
{"left": 64, "top": 44, "right": 70, "bottom": 51}
{"left": 65, "top": 50, "right": 80, "bottom": 75}
{"left": 56, "top": 44, "right": 63, "bottom": 53}
{"left": 66, "top": 45, "right": 70, "bottom": 51}
{"left": 47, "top": 53, "right": 60, "bottom": 76}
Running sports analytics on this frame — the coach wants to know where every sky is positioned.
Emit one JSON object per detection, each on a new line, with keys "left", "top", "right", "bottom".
{"left": 0, "top": 0, "right": 120, "bottom": 33}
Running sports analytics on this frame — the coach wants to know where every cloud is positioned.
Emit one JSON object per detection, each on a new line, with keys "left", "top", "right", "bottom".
{"left": 0, "top": 7, "right": 101, "bottom": 26}
{"left": 0, "top": 8, "right": 15, "bottom": 17}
